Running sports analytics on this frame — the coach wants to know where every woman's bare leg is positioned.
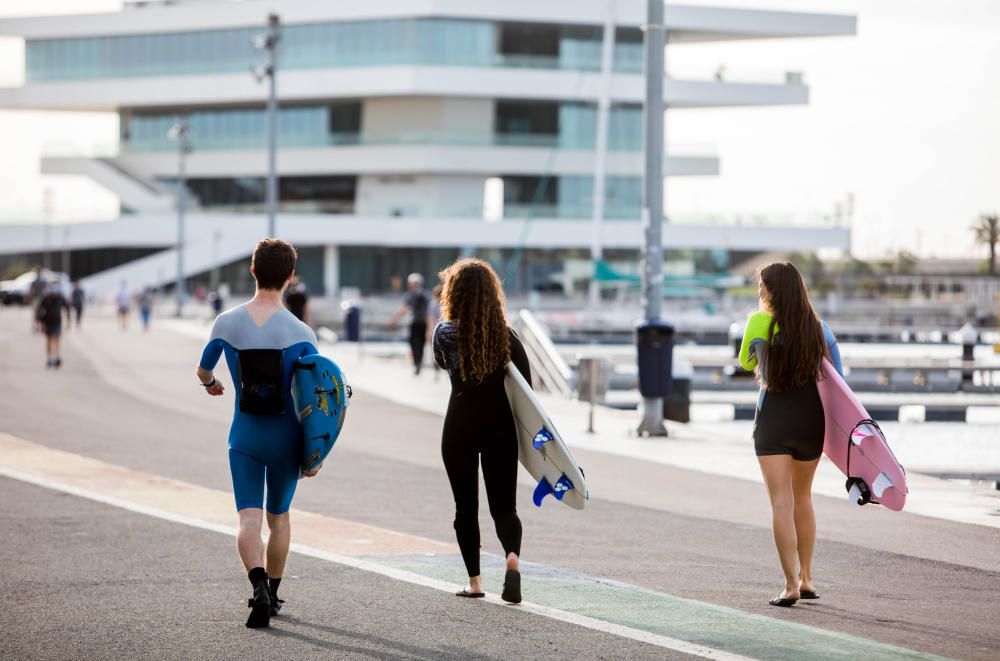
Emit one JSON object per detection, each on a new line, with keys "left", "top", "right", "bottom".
{"left": 791, "top": 457, "right": 821, "bottom": 593}
{"left": 758, "top": 455, "right": 800, "bottom": 599}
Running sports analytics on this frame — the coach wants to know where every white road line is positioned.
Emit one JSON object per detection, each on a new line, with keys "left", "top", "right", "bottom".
{"left": 0, "top": 467, "right": 753, "bottom": 661}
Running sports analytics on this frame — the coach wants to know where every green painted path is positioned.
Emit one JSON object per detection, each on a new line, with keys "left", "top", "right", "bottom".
{"left": 376, "top": 555, "right": 951, "bottom": 661}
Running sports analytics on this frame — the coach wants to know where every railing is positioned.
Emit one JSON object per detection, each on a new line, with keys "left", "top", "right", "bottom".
{"left": 512, "top": 309, "right": 574, "bottom": 398}
{"left": 47, "top": 135, "right": 716, "bottom": 157}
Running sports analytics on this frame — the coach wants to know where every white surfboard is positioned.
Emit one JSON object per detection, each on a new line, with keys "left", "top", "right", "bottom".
{"left": 504, "top": 363, "right": 588, "bottom": 510}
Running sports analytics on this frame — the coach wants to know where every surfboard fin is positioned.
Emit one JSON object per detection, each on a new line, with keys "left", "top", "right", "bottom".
{"left": 872, "top": 472, "right": 894, "bottom": 498}
{"left": 552, "top": 474, "right": 574, "bottom": 500}
{"left": 846, "top": 477, "right": 872, "bottom": 506}
{"left": 532, "top": 477, "right": 554, "bottom": 507}
{"left": 532, "top": 428, "right": 554, "bottom": 452}
{"left": 532, "top": 474, "right": 575, "bottom": 507}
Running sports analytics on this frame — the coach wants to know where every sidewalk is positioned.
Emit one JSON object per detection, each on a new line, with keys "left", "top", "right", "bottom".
{"left": 165, "top": 320, "right": 1000, "bottom": 530}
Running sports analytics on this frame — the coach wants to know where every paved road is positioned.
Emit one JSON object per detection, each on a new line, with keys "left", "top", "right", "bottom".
{"left": 1, "top": 307, "right": 999, "bottom": 660}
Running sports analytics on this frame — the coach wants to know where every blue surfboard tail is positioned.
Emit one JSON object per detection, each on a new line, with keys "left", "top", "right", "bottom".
{"left": 532, "top": 473, "right": 575, "bottom": 507}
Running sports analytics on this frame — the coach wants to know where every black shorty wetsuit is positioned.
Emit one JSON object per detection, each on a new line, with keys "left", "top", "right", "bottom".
{"left": 739, "top": 311, "right": 843, "bottom": 461}
{"left": 433, "top": 322, "right": 531, "bottom": 577}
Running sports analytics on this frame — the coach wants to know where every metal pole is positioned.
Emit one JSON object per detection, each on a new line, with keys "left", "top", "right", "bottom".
{"left": 265, "top": 13, "right": 280, "bottom": 238}
{"left": 638, "top": 0, "right": 668, "bottom": 436}
{"left": 42, "top": 187, "right": 53, "bottom": 271}
{"left": 171, "top": 117, "right": 191, "bottom": 317}
{"left": 62, "top": 227, "right": 70, "bottom": 279}
{"left": 589, "top": 1, "right": 616, "bottom": 309}
{"left": 588, "top": 357, "right": 598, "bottom": 434}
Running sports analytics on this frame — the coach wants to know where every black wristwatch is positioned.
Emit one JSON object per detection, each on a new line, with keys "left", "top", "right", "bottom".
{"left": 200, "top": 376, "right": 216, "bottom": 388}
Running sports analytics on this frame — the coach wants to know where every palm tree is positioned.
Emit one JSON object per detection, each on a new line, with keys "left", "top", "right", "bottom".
{"left": 972, "top": 213, "right": 999, "bottom": 276}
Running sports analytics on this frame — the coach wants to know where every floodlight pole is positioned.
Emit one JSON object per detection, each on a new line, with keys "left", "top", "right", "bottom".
{"left": 265, "top": 14, "right": 280, "bottom": 237}
{"left": 170, "top": 116, "right": 192, "bottom": 317}
{"left": 637, "top": 0, "right": 668, "bottom": 437}
{"left": 589, "top": 1, "right": 616, "bottom": 309}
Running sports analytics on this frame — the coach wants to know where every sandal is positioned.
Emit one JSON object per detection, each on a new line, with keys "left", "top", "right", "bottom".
{"left": 501, "top": 569, "right": 522, "bottom": 604}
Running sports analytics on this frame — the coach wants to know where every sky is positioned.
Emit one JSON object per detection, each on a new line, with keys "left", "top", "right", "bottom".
{"left": 0, "top": 0, "right": 997, "bottom": 259}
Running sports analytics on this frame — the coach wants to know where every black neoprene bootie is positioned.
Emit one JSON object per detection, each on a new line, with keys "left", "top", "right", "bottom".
{"left": 268, "top": 577, "right": 284, "bottom": 616}
{"left": 246, "top": 567, "right": 270, "bottom": 628}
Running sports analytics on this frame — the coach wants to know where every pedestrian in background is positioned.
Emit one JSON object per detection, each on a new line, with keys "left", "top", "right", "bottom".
{"left": 36, "top": 279, "right": 71, "bottom": 368}
{"left": 28, "top": 266, "right": 45, "bottom": 333}
{"left": 70, "top": 281, "right": 85, "bottom": 328}
{"left": 284, "top": 276, "right": 311, "bottom": 326}
{"left": 139, "top": 288, "right": 153, "bottom": 331}
{"left": 432, "top": 258, "right": 531, "bottom": 603}
{"left": 116, "top": 280, "right": 131, "bottom": 330}
{"left": 388, "top": 273, "right": 429, "bottom": 375}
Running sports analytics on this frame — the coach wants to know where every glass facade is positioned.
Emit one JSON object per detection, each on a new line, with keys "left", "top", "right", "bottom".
{"left": 159, "top": 175, "right": 356, "bottom": 213}
{"left": 502, "top": 175, "right": 640, "bottom": 219}
{"left": 26, "top": 18, "right": 642, "bottom": 81}
{"left": 120, "top": 100, "right": 642, "bottom": 152}
{"left": 557, "top": 103, "right": 642, "bottom": 150}
{"left": 122, "top": 103, "right": 360, "bottom": 151}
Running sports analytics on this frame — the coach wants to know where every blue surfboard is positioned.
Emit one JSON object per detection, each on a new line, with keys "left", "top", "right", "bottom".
{"left": 292, "top": 354, "right": 351, "bottom": 476}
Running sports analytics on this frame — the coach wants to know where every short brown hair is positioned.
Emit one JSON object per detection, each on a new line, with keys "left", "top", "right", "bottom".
{"left": 251, "top": 239, "right": 298, "bottom": 290}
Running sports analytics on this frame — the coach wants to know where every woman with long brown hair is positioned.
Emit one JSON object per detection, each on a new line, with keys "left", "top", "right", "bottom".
{"left": 432, "top": 258, "right": 532, "bottom": 603}
{"left": 738, "top": 262, "right": 843, "bottom": 607}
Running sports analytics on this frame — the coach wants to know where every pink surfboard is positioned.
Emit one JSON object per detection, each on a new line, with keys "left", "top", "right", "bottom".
{"left": 816, "top": 358, "right": 908, "bottom": 511}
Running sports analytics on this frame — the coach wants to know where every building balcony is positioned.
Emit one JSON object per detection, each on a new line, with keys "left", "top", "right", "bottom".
{"left": 41, "top": 140, "right": 719, "bottom": 185}
{"left": 0, "top": 65, "right": 810, "bottom": 112}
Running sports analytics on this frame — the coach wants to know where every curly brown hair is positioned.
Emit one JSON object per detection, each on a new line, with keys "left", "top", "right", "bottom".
{"left": 438, "top": 258, "right": 511, "bottom": 383}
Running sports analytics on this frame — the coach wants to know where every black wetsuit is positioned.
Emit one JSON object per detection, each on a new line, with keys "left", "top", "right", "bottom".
{"left": 433, "top": 322, "right": 531, "bottom": 577}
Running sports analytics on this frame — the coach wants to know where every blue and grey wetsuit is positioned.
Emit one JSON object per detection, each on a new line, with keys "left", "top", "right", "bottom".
{"left": 199, "top": 305, "right": 318, "bottom": 514}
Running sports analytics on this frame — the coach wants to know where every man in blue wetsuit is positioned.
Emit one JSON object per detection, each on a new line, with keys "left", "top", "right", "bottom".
{"left": 196, "top": 238, "right": 320, "bottom": 629}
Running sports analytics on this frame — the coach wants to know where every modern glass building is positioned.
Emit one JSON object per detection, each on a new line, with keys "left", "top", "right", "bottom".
{"left": 0, "top": 0, "right": 855, "bottom": 296}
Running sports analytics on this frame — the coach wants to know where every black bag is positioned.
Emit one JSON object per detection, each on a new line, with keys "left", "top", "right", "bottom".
{"left": 237, "top": 349, "right": 285, "bottom": 415}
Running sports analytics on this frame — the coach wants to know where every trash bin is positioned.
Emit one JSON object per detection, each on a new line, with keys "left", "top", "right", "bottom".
{"left": 344, "top": 305, "right": 361, "bottom": 342}
{"left": 636, "top": 320, "right": 674, "bottom": 398}
{"left": 576, "top": 356, "right": 611, "bottom": 403}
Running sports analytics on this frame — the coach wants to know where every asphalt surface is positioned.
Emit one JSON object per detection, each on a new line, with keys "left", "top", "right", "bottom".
{"left": 0, "top": 478, "right": 678, "bottom": 661}
{"left": 1, "top": 306, "right": 999, "bottom": 660}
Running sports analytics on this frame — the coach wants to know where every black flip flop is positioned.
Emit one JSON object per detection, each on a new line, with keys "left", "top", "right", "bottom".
{"left": 768, "top": 596, "right": 798, "bottom": 607}
{"left": 455, "top": 589, "right": 485, "bottom": 598}
{"left": 501, "top": 569, "right": 522, "bottom": 604}
{"left": 799, "top": 590, "right": 820, "bottom": 600}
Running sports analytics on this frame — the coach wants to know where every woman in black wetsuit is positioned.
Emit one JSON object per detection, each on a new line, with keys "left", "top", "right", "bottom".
{"left": 432, "top": 258, "right": 531, "bottom": 604}
{"left": 738, "top": 262, "right": 842, "bottom": 608}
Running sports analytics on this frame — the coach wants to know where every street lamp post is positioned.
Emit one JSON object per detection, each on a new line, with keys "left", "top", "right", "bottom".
{"left": 637, "top": 0, "right": 668, "bottom": 436}
{"left": 253, "top": 13, "right": 280, "bottom": 238}
{"left": 168, "top": 116, "right": 192, "bottom": 317}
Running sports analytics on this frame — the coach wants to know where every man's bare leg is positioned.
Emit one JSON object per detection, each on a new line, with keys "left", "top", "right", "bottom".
{"left": 237, "top": 508, "right": 271, "bottom": 627}
{"left": 264, "top": 512, "right": 291, "bottom": 613}
{"left": 265, "top": 512, "right": 290, "bottom": 578}
{"left": 236, "top": 508, "right": 265, "bottom": 569}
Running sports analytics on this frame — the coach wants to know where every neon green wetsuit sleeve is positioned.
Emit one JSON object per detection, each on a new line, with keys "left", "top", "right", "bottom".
{"left": 739, "top": 311, "right": 776, "bottom": 371}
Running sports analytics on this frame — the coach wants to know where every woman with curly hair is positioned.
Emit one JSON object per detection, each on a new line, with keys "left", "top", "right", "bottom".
{"left": 432, "top": 258, "right": 532, "bottom": 604}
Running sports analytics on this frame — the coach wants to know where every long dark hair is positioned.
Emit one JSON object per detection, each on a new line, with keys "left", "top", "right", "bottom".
{"left": 439, "top": 258, "right": 511, "bottom": 383}
{"left": 758, "top": 262, "right": 827, "bottom": 391}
